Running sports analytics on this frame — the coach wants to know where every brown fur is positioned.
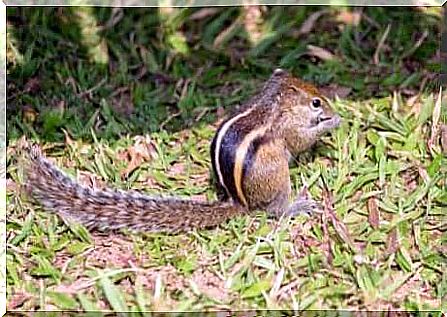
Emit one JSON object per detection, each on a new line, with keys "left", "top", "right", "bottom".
{"left": 212, "top": 69, "right": 340, "bottom": 217}
{"left": 243, "top": 138, "right": 291, "bottom": 216}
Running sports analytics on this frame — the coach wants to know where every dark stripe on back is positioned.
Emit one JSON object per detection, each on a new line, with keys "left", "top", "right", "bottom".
{"left": 218, "top": 127, "right": 241, "bottom": 203}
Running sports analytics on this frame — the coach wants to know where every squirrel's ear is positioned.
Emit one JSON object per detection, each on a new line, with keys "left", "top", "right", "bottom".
{"left": 273, "top": 68, "right": 287, "bottom": 76}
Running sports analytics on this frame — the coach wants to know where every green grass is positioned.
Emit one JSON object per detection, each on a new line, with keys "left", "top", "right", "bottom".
{"left": 6, "top": 6, "right": 446, "bottom": 313}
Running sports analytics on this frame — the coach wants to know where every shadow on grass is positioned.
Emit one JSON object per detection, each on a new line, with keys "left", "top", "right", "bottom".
{"left": 6, "top": 6, "right": 441, "bottom": 144}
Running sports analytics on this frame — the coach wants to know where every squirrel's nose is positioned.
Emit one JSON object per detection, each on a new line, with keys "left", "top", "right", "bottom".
{"left": 317, "top": 114, "right": 341, "bottom": 128}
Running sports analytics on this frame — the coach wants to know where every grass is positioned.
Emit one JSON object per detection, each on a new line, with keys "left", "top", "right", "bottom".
{"left": 6, "top": 6, "right": 446, "bottom": 313}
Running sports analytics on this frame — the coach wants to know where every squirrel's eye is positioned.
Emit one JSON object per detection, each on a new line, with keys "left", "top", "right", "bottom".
{"left": 311, "top": 98, "right": 322, "bottom": 109}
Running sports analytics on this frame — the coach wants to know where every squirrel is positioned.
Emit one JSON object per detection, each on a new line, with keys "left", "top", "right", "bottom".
{"left": 21, "top": 69, "right": 341, "bottom": 233}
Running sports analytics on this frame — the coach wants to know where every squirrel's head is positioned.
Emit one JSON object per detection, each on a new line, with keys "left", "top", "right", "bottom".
{"left": 270, "top": 69, "right": 341, "bottom": 154}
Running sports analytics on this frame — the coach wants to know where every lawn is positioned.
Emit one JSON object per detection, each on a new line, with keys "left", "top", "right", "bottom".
{"left": 6, "top": 6, "right": 446, "bottom": 312}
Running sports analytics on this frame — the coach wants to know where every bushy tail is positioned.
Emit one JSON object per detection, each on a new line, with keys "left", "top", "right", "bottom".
{"left": 21, "top": 144, "right": 247, "bottom": 233}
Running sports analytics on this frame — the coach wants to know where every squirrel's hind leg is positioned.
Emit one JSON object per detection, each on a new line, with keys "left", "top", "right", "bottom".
{"left": 262, "top": 186, "right": 319, "bottom": 218}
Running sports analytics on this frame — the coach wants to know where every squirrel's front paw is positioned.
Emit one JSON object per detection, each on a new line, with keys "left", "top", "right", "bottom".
{"left": 286, "top": 196, "right": 321, "bottom": 217}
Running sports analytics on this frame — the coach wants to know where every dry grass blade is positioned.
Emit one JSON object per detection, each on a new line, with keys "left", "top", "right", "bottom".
{"left": 321, "top": 189, "right": 334, "bottom": 264}
{"left": 367, "top": 197, "right": 380, "bottom": 230}
{"left": 400, "top": 30, "right": 429, "bottom": 60}
{"left": 78, "top": 78, "right": 107, "bottom": 99}
{"left": 269, "top": 267, "right": 285, "bottom": 300}
{"left": 213, "top": 16, "right": 243, "bottom": 49}
{"left": 323, "top": 189, "right": 357, "bottom": 253}
{"left": 294, "top": 10, "right": 327, "bottom": 37}
{"left": 392, "top": 91, "right": 400, "bottom": 114}
{"left": 307, "top": 45, "right": 338, "bottom": 61}
{"left": 386, "top": 228, "right": 399, "bottom": 255}
{"left": 407, "top": 94, "right": 420, "bottom": 109}
{"left": 188, "top": 8, "right": 220, "bottom": 21}
{"left": 101, "top": 8, "right": 124, "bottom": 30}
{"left": 428, "top": 88, "right": 442, "bottom": 152}
{"left": 373, "top": 23, "right": 391, "bottom": 65}
{"left": 440, "top": 124, "right": 447, "bottom": 154}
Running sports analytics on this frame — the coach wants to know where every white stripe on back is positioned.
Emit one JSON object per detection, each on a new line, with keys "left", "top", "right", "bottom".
{"left": 213, "top": 106, "right": 256, "bottom": 198}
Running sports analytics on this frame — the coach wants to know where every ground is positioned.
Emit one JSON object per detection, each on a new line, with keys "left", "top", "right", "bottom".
{"left": 6, "top": 6, "right": 446, "bottom": 312}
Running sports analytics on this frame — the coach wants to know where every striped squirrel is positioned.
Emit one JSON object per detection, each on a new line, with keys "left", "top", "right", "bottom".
{"left": 22, "top": 69, "right": 341, "bottom": 233}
